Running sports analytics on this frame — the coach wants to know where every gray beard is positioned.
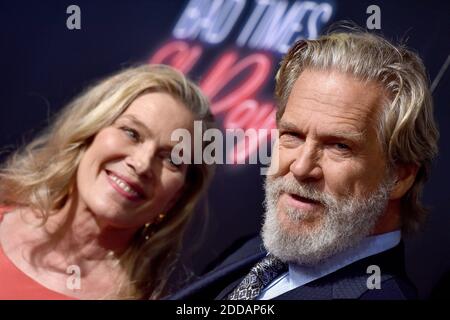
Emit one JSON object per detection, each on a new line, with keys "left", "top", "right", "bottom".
{"left": 261, "top": 175, "right": 393, "bottom": 266}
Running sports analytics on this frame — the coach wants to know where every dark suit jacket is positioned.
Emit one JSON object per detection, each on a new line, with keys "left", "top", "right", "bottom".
{"left": 170, "top": 235, "right": 417, "bottom": 300}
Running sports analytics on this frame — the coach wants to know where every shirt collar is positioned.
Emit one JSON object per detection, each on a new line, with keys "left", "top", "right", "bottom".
{"left": 287, "top": 230, "right": 402, "bottom": 288}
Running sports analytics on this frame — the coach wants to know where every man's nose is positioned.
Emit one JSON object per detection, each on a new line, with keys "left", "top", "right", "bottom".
{"left": 289, "top": 141, "right": 323, "bottom": 182}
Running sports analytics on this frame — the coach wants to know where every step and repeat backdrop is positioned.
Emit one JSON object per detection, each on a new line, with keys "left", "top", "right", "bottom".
{"left": 1, "top": 0, "right": 449, "bottom": 298}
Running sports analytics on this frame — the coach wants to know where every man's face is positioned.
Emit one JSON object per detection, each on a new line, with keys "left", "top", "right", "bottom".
{"left": 262, "top": 69, "right": 394, "bottom": 265}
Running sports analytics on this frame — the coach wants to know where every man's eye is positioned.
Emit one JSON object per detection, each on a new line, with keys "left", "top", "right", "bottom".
{"left": 121, "top": 126, "right": 140, "bottom": 141}
{"left": 335, "top": 143, "right": 350, "bottom": 150}
{"left": 280, "top": 132, "right": 300, "bottom": 140}
{"left": 279, "top": 132, "right": 303, "bottom": 146}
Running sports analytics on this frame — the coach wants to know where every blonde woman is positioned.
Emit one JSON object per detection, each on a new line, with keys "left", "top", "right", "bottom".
{"left": 0, "top": 64, "right": 214, "bottom": 299}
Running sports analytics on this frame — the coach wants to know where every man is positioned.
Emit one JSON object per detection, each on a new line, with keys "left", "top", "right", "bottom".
{"left": 172, "top": 30, "right": 439, "bottom": 300}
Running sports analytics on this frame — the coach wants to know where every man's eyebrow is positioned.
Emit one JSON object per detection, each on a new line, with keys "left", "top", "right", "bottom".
{"left": 331, "top": 130, "right": 365, "bottom": 142}
{"left": 278, "top": 120, "right": 364, "bottom": 142}
{"left": 278, "top": 120, "right": 300, "bottom": 132}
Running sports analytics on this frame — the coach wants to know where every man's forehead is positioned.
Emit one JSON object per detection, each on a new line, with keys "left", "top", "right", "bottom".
{"left": 282, "top": 101, "right": 372, "bottom": 132}
{"left": 283, "top": 69, "right": 384, "bottom": 131}
{"left": 293, "top": 70, "right": 382, "bottom": 107}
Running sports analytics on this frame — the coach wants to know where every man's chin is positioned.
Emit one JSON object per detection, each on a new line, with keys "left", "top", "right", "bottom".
{"left": 263, "top": 218, "right": 323, "bottom": 263}
{"left": 277, "top": 207, "right": 323, "bottom": 232}
{"left": 262, "top": 230, "right": 334, "bottom": 266}
{"left": 262, "top": 212, "right": 356, "bottom": 266}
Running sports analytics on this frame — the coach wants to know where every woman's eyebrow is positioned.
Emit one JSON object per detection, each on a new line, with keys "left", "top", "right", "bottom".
{"left": 120, "top": 115, "right": 181, "bottom": 148}
{"left": 120, "top": 114, "right": 153, "bottom": 137}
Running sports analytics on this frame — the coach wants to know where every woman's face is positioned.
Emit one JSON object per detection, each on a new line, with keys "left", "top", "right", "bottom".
{"left": 76, "top": 92, "right": 195, "bottom": 229}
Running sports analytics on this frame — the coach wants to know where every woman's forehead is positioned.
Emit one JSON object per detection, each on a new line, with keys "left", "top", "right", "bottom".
{"left": 120, "top": 92, "right": 195, "bottom": 134}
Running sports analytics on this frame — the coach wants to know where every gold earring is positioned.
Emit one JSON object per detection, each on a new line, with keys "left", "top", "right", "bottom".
{"left": 143, "top": 213, "right": 166, "bottom": 240}
{"left": 143, "top": 222, "right": 152, "bottom": 240}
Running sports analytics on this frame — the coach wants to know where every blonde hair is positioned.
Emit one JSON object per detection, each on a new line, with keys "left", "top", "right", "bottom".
{"left": 0, "top": 64, "right": 215, "bottom": 299}
{"left": 275, "top": 30, "right": 439, "bottom": 233}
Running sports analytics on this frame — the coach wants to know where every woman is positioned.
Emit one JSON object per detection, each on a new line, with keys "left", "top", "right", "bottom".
{"left": 0, "top": 64, "right": 214, "bottom": 299}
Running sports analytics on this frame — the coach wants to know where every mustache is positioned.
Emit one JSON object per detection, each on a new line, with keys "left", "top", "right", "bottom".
{"left": 265, "top": 176, "right": 336, "bottom": 206}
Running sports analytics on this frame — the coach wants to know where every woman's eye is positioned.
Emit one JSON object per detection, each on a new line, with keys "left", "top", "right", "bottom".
{"left": 162, "top": 154, "right": 183, "bottom": 170}
{"left": 121, "top": 126, "right": 140, "bottom": 142}
{"left": 166, "top": 157, "right": 181, "bottom": 169}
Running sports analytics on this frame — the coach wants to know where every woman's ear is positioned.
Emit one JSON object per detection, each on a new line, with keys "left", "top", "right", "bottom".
{"left": 389, "top": 163, "right": 419, "bottom": 200}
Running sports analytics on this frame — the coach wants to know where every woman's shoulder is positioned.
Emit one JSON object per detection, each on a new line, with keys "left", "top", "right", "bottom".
{"left": 0, "top": 206, "right": 15, "bottom": 222}
{"left": 0, "top": 206, "right": 8, "bottom": 222}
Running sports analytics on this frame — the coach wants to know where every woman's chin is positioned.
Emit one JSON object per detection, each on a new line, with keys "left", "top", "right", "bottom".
{"left": 87, "top": 204, "right": 128, "bottom": 227}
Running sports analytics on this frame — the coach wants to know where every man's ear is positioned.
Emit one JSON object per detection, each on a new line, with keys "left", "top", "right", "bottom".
{"left": 389, "top": 163, "right": 419, "bottom": 200}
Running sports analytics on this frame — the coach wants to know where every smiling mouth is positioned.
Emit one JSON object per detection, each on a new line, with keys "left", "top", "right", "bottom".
{"left": 289, "top": 193, "right": 321, "bottom": 204}
{"left": 282, "top": 192, "right": 323, "bottom": 212}
{"left": 105, "top": 170, "right": 144, "bottom": 201}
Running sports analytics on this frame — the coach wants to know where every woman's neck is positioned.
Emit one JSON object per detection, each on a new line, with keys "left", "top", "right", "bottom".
{"left": 27, "top": 195, "right": 138, "bottom": 275}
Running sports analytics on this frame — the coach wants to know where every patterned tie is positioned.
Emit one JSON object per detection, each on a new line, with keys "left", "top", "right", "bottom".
{"left": 227, "top": 254, "right": 288, "bottom": 300}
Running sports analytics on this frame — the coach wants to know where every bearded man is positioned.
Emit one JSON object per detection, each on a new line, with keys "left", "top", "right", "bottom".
{"left": 171, "top": 30, "right": 439, "bottom": 300}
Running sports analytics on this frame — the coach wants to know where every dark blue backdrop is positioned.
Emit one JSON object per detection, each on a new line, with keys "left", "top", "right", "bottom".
{"left": 1, "top": 0, "right": 449, "bottom": 298}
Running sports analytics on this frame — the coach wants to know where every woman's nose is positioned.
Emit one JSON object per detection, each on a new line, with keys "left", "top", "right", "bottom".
{"left": 126, "top": 144, "right": 156, "bottom": 178}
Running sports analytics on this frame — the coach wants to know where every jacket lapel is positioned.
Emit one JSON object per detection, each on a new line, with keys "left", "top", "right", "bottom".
{"left": 272, "top": 244, "right": 403, "bottom": 300}
{"left": 169, "top": 250, "right": 266, "bottom": 300}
